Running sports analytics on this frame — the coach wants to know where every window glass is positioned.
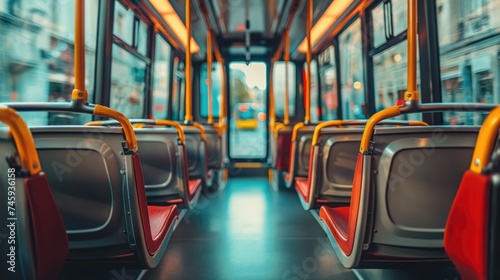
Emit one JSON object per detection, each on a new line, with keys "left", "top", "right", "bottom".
{"left": 373, "top": 40, "right": 422, "bottom": 120}
{"left": 137, "top": 20, "right": 148, "bottom": 56}
{"left": 372, "top": 0, "right": 408, "bottom": 49}
{"left": 152, "top": 35, "right": 171, "bottom": 119}
{"left": 273, "top": 62, "right": 296, "bottom": 117}
{"left": 200, "top": 62, "right": 222, "bottom": 118}
{"left": 0, "top": 0, "right": 99, "bottom": 125}
{"left": 229, "top": 62, "right": 267, "bottom": 159}
{"left": 303, "top": 60, "right": 320, "bottom": 122}
{"left": 171, "top": 58, "right": 184, "bottom": 121}
{"left": 113, "top": 1, "right": 134, "bottom": 45}
{"left": 372, "top": 3, "right": 385, "bottom": 48}
{"left": 339, "top": 19, "right": 365, "bottom": 119}
{"left": 110, "top": 44, "right": 146, "bottom": 118}
{"left": 319, "top": 46, "right": 338, "bottom": 120}
{"left": 436, "top": 0, "right": 499, "bottom": 124}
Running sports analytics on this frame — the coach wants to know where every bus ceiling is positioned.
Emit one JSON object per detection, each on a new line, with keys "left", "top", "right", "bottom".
{"left": 144, "top": 0, "right": 363, "bottom": 62}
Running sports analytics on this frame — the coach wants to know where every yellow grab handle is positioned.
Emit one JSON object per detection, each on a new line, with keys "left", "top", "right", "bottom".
{"left": 156, "top": 120, "right": 186, "bottom": 144}
{"left": 93, "top": 105, "right": 138, "bottom": 153}
{"left": 291, "top": 122, "right": 305, "bottom": 142}
{"left": 190, "top": 122, "right": 207, "bottom": 141}
{"left": 83, "top": 121, "right": 102, "bottom": 126}
{"left": 273, "top": 123, "right": 288, "bottom": 139}
{"left": 359, "top": 106, "right": 401, "bottom": 154}
{"left": 470, "top": 106, "right": 500, "bottom": 173}
{"left": 311, "top": 120, "right": 343, "bottom": 145}
{"left": 0, "top": 105, "right": 41, "bottom": 175}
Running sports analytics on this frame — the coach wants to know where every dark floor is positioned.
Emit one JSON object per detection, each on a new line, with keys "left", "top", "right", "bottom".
{"left": 142, "top": 177, "right": 357, "bottom": 280}
{"left": 61, "top": 177, "right": 459, "bottom": 280}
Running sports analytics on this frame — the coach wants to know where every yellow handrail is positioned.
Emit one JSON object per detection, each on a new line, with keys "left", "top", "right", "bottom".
{"left": 94, "top": 105, "right": 138, "bottom": 152}
{"left": 0, "top": 105, "right": 41, "bottom": 175}
{"left": 190, "top": 122, "right": 207, "bottom": 141}
{"left": 184, "top": 0, "right": 193, "bottom": 122}
{"left": 72, "top": 0, "right": 88, "bottom": 101}
{"left": 207, "top": 31, "right": 213, "bottom": 124}
{"left": 405, "top": 0, "right": 419, "bottom": 103}
{"left": 304, "top": 0, "right": 312, "bottom": 123}
{"left": 269, "top": 63, "right": 276, "bottom": 129}
{"left": 291, "top": 122, "right": 305, "bottom": 142}
{"left": 284, "top": 30, "right": 290, "bottom": 126}
{"left": 470, "top": 106, "right": 500, "bottom": 173}
{"left": 156, "top": 120, "right": 186, "bottom": 144}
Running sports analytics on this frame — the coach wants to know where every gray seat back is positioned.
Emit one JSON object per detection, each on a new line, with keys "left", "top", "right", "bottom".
{"left": 183, "top": 127, "right": 207, "bottom": 180}
{"left": 294, "top": 126, "right": 316, "bottom": 178}
{"left": 313, "top": 128, "right": 363, "bottom": 204}
{"left": 134, "top": 128, "right": 183, "bottom": 203}
{"left": 204, "top": 126, "right": 222, "bottom": 170}
{"left": 367, "top": 126, "right": 479, "bottom": 257}
{"left": 28, "top": 126, "right": 130, "bottom": 258}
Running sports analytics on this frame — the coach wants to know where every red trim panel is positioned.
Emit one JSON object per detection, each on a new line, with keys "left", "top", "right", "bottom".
{"left": 284, "top": 172, "right": 291, "bottom": 183}
{"left": 277, "top": 132, "right": 292, "bottom": 171}
{"left": 132, "top": 154, "right": 179, "bottom": 255}
{"left": 445, "top": 170, "right": 491, "bottom": 280}
{"left": 320, "top": 153, "right": 364, "bottom": 256}
{"left": 320, "top": 206, "right": 350, "bottom": 241}
{"left": 188, "top": 179, "right": 202, "bottom": 198}
{"left": 25, "top": 172, "right": 68, "bottom": 280}
{"left": 147, "top": 205, "right": 178, "bottom": 245}
{"left": 295, "top": 177, "right": 309, "bottom": 202}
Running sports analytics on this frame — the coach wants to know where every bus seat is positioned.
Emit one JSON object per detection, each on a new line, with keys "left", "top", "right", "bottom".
{"left": 0, "top": 127, "right": 68, "bottom": 280}
{"left": 183, "top": 126, "right": 209, "bottom": 190}
{"left": 269, "top": 123, "right": 292, "bottom": 190}
{"left": 296, "top": 128, "right": 363, "bottom": 210}
{"left": 284, "top": 125, "right": 316, "bottom": 188}
{"left": 204, "top": 125, "right": 223, "bottom": 170}
{"left": 319, "top": 126, "right": 480, "bottom": 268}
{"left": 134, "top": 128, "right": 201, "bottom": 209}
{"left": 29, "top": 126, "right": 178, "bottom": 268}
{"left": 444, "top": 107, "right": 500, "bottom": 280}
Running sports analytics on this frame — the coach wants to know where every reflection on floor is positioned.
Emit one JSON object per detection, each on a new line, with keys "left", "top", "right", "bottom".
{"left": 142, "top": 177, "right": 356, "bottom": 280}
{"left": 59, "top": 176, "right": 461, "bottom": 280}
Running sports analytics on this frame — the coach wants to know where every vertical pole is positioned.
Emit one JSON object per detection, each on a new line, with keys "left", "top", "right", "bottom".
{"left": 207, "top": 31, "right": 213, "bottom": 124}
{"left": 72, "top": 0, "right": 88, "bottom": 101}
{"left": 269, "top": 62, "right": 275, "bottom": 129}
{"left": 305, "top": 0, "right": 312, "bottom": 123}
{"left": 185, "top": 0, "right": 193, "bottom": 122}
{"left": 284, "top": 30, "right": 290, "bottom": 125}
{"left": 405, "top": 0, "right": 419, "bottom": 102}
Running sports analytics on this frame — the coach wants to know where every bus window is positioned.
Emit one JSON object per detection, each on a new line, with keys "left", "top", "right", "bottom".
{"left": 339, "top": 18, "right": 365, "bottom": 120}
{"left": 229, "top": 62, "right": 267, "bottom": 159}
{"left": 199, "top": 62, "right": 222, "bottom": 118}
{"left": 273, "top": 62, "right": 296, "bottom": 118}
{"left": 303, "top": 60, "right": 320, "bottom": 122}
{"left": 171, "top": 59, "right": 185, "bottom": 121}
{"left": 151, "top": 34, "right": 172, "bottom": 119}
{"left": 110, "top": 2, "right": 150, "bottom": 119}
{"left": 0, "top": 0, "right": 99, "bottom": 125}
{"left": 319, "top": 46, "right": 338, "bottom": 121}
{"left": 436, "top": 0, "right": 499, "bottom": 125}
{"left": 370, "top": 0, "right": 422, "bottom": 121}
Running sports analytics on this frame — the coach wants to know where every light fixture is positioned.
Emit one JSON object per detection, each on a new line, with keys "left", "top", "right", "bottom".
{"left": 149, "top": 0, "right": 200, "bottom": 53}
{"left": 297, "top": 0, "right": 354, "bottom": 53}
{"left": 393, "top": 54, "right": 402, "bottom": 62}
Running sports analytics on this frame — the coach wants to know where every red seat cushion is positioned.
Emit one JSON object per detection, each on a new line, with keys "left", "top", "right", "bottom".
{"left": 133, "top": 154, "right": 179, "bottom": 255}
{"left": 320, "top": 206, "right": 350, "bottom": 240}
{"left": 444, "top": 170, "right": 491, "bottom": 280}
{"left": 276, "top": 132, "right": 292, "bottom": 171}
{"left": 147, "top": 205, "right": 179, "bottom": 246}
{"left": 295, "top": 177, "right": 309, "bottom": 202}
{"left": 188, "top": 179, "right": 202, "bottom": 198}
{"left": 25, "top": 172, "right": 68, "bottom": 280}
{"left": 319, "top": 153, "right": 364, "bottom": 256}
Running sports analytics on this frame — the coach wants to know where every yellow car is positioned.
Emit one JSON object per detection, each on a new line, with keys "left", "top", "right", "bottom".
{"left": 235, "top": 103, "right": 258, "bottom": 130}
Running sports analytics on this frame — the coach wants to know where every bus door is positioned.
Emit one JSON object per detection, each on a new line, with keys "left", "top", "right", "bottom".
{"left": 228, "top": 62, "right": 268, "bottom": 162}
